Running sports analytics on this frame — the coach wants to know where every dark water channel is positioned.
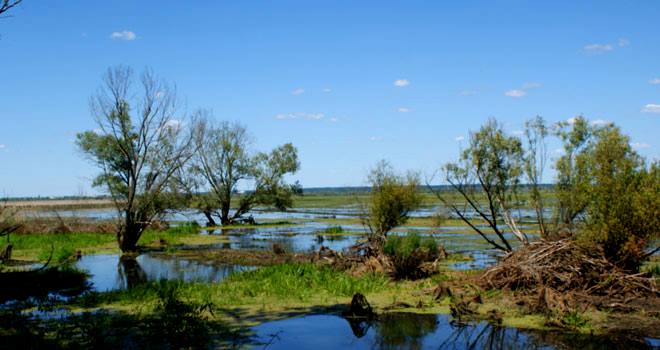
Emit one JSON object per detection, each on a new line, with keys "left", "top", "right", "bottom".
{"left": 251, "top": 313, "right": 660, "bottom": 350}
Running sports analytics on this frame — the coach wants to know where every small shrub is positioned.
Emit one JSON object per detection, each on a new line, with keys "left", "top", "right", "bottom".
{"left": 323, "top": 225, "right": 344, "bottom": 234}
{"left": 560, "top": 310, "right": 589, "bottom": 330}
{"left": 384, "top": 232, "right": 438, "bottom": 279}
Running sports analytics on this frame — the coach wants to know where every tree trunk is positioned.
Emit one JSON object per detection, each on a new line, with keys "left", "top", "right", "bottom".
{"left": 203, "top": 210, "right": 217, "bottom": 227}
{"left": 117, "top": 223, "right": 143, "bottom": 253}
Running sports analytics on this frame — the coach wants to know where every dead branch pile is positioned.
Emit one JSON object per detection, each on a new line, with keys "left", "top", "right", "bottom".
{"left": 314, "top": 242, "right": 445, "bottom": 280}
{"left": 481, "top": 239, "right": 658, "bottom": 312}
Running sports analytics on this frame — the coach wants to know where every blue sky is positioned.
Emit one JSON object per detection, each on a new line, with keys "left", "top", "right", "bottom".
{"left": 1, "top": 1, "right": 659, "bottom": 197}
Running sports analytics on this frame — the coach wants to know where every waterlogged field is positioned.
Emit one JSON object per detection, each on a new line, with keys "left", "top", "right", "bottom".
{"left": 2, "top": 192, "right": 659, "bottom": 349}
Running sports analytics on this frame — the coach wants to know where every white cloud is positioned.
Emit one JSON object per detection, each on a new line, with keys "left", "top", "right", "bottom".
{"left": 641, "top": 104, "right": 660, "bottom": 113}
{"left": 649, "top": 78, "right": 660, "bottom": 85}
{"left": 275, "top": 112, "right": 325, "bottom": 121}
{"left": 455, "top": 136, "right": 465, "bottom": 142}
{"left": 512, "top": 130, "right": 524, "bottom": 136}
{"left": 110, "top": 30, "right": 136, "bottom": 41}
{"left": 329, "top": 117, "right": 338, "bottom": 123}
{"left": 618, "top": 38, "right": 629, "bottom": 47}
{"left": 323, "top": 88, "right": 332, "bottom": 93}
{"left": 397, "top": 107, "right": 411, "bottom": 113}
{"left": 291, "top": 88, "right": 305, "bottom": 95}
{"left": 583, "top": 43, "right": 613, "bottom": 53}
{"left": 164, "top": 119, "right": 182, "bottom": 128}
{"left": 631, "top": 142, "right": 651, "bottom": 149}
{"left": 459, "top": 90, "right": 477, "bottom": 96}
{"left": 590, "top": 119, "right": 610, "bottom": 126}
{"left": 0, "top": 144, "right": 5, "bottom": 149}
{"left": 567, "top": 117, "right": 577, "bottom": 125}
{"left": 393, "top": 79, "right": 410, "bottom": 87}
{"left": 369, "top": 136, "right": 382, "bottom": 142}
{"left": 505, "top": 89, "right": 526, "bottom": 98}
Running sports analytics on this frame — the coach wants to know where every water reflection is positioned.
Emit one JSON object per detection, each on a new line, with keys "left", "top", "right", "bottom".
{"left": 252, "top": 313, "right": 658, "bottom": 350}
{"left": 75, "top": 253, "right": 251, "bottom": 292}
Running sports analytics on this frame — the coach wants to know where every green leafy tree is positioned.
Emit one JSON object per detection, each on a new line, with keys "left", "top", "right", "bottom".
{"left": 436, "top": 119, "right": 527, "bottom": 252}
{"left": 189, "top": 116, "right": 301, "bottom": 225}
{"left": 554, "top": 116, "right": 594, "bottom": 232}
{"left": 77, "top": 66, "right": 196, "bottom": 253}
{"left": 362, "top": 160, "right": 422, "bottom": 250}
{"left": 571, "top": 123, "right": 658, "bottom": 269}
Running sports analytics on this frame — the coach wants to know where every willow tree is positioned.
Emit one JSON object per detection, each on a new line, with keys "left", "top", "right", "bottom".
{"left": 77, "top": 66, "right": 196, "bottom": 253}
{"left": 435, "top": 119, "right": 527, "bottom": 252}
{"left": 189, "top": 116, "right": 301, "bottom": 226}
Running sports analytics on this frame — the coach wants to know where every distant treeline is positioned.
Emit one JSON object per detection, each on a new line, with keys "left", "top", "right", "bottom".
{"left": 4, "top": 184, "right": 556, "bottom": 201}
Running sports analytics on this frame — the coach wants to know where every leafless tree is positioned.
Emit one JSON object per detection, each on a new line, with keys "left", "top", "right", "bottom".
{"left": 77, "top": 66, "right": 197, "bottom": 253}
{"left": 0, "top": 0, "right": 22, "bottom": 17}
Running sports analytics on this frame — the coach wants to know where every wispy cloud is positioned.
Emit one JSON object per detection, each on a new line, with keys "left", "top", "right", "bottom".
{"left": 459, "top": 90, "right": 477, "bottom": 96}
{"left": 505, "top": 82, "right": 541, "bottom": 98}
{"left": 649, "top": 78, "right": 660, "bottom": 85}
{"left": 567, "top": 117, "right": 577, "bottom": 125}
{"left": 291, "top": 88, "right": 305, "bottom": 96}
{"left": 329, "top": 117, "right": 338, "bottom": 123}
{"left": 583, "top": 38, "right": 629, "bottom": 54}
{"left": 0, "top": 144, "right": 5, "bottom": 149}
{"left": 323, "top": 88, "right": 332, "bottom": 93}
{"left": 455, "top": 136, "right": 465, "bottom": 142}
{"left": 110, "top": 30, "right": 136, "bottom": 41}
{"left": 590, "top": 119, "right": 610, "bottom": 126}
{"left": 393, "top": 79, "right": 410, "bottom": 87}
{"left": 583, "top": 43, "right": 614, "bottom": 53}
{"left": 631, "top": 142, "right": 651, "bottom": 149}
{"left": 369, "top": 136, "right": 382, "bottom": 142}
{"left": 641, "top": 104, "right": 660, "bottom": 113}
{"left": 397, "top": 107, "right": 411, "bottom": 113}
{"left": 275, "top": 112, "right": 326, "bottom": 121}
{"left": 511, "top": 130, "right": 524, "bottom": 136}
{"left": 505, "top": 89, "right": 527, "bottom": 98}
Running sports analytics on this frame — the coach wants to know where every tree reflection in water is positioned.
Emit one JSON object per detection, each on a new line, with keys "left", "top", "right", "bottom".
{"left": 117, "top": 256, "right": 147, "bottom": 288}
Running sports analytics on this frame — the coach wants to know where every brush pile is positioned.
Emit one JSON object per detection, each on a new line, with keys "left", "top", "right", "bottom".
{"left": 481, "top": 239, "right": 658, "bottom": 312}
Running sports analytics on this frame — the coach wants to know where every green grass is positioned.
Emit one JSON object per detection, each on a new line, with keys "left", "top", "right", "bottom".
{"left": 322, "top": 225, "right": 345, "bottom": 234}
{"left": 76, "top": 263, "right": 390, "bottom": 312}
{"left": 384, "top": 232, "right": 437, "bottom": 258}
{"left": 6, "top": 232, "right": 116, "bottom": 262}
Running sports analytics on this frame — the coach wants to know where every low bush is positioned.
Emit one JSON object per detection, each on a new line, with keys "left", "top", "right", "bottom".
{"left": 384, "top": 232, "right": 438, "bottom": 280}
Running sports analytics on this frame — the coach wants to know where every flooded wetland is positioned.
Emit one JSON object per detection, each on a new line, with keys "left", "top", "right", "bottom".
{"left": 2, "top": 198, "right": 658, "bottom": 349}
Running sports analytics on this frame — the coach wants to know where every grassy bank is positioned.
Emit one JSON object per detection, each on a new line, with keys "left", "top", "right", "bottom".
{"left": 3, "top": 225, "right": 230, "bottom": 263}
{"left": 62, "top": 263, "right": 612, "bottom": 334}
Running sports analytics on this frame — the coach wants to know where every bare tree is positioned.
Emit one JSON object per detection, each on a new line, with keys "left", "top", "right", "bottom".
{"left": 523, "top": 116, "right": 549, "bottom": 238}
{"left": 0, "top": 0, "right": 22, "bottom": 17}
{"left": 77, "top": 66, "right": 196, "bottom": 253}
